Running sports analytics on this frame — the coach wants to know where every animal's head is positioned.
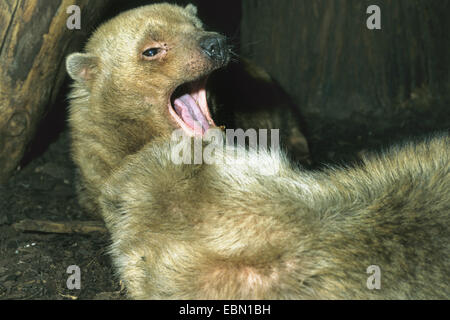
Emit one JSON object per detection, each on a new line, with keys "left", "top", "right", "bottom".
{"left": 66, "top": 3, "right": 229, "bottom": 136}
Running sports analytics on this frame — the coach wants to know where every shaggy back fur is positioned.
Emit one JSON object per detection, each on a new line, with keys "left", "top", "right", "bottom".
{"left": 100, "top": 133, "right": 449, "bottom": 299}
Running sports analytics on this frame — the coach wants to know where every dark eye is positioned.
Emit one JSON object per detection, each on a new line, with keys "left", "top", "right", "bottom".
{"left": 142, "top": 48, "right": 161, "bottom": 58}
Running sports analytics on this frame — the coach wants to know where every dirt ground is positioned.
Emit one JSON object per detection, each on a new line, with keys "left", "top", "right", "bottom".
{"left": 0, "top": 127, "right": 124, "bottom": 300}
{"left": 0, "top": 82, "right": 448, "bottom": 300}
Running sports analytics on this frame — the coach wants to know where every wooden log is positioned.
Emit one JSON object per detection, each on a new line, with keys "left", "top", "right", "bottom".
{"left": 0, "top": 0, "right": 110, "bottom": 183}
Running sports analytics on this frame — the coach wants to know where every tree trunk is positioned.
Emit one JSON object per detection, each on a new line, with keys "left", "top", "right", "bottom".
{"left": 241, "top": 0, "right": 450, "bottom": 160}
{"left": 0, "top": 0, "right": 110, "bottom": 183}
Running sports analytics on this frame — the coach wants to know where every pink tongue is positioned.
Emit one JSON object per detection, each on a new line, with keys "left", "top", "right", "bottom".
{"left": 174, "top": 94, "right": 210, "bottom": 134}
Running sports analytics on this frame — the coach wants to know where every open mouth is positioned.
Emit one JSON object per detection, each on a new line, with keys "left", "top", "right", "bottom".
{"left": 169, "top": 78, "right": 216, "bottom": 136}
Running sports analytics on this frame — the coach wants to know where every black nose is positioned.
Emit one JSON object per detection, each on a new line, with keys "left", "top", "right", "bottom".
{"left": 200, "top": 35, "right": 228, "bottom": 64}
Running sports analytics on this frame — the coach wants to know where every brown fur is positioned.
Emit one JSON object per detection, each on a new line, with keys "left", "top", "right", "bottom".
{"left": 67, "top": 3, "right": 448, "bottom": 299}
{"left": 66, "top": 3, "right": 310, "bottom": 217}
{"left": 66, "top": 3, "right": 228, "bottom": 216}
{"left": 100, "top": 133, "right": 449, "bottom": 299}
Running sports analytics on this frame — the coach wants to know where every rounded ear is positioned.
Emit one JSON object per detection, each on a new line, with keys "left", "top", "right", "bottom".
{"left": 185, "top": 4, "right": 198, "bottom": 16}
{"left": 66, "top": 52, "right": 98, "bottom": 82}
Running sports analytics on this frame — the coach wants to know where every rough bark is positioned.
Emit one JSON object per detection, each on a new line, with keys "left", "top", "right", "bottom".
{"left": 0, "top": 0, "right": 109, "bottom": 183}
